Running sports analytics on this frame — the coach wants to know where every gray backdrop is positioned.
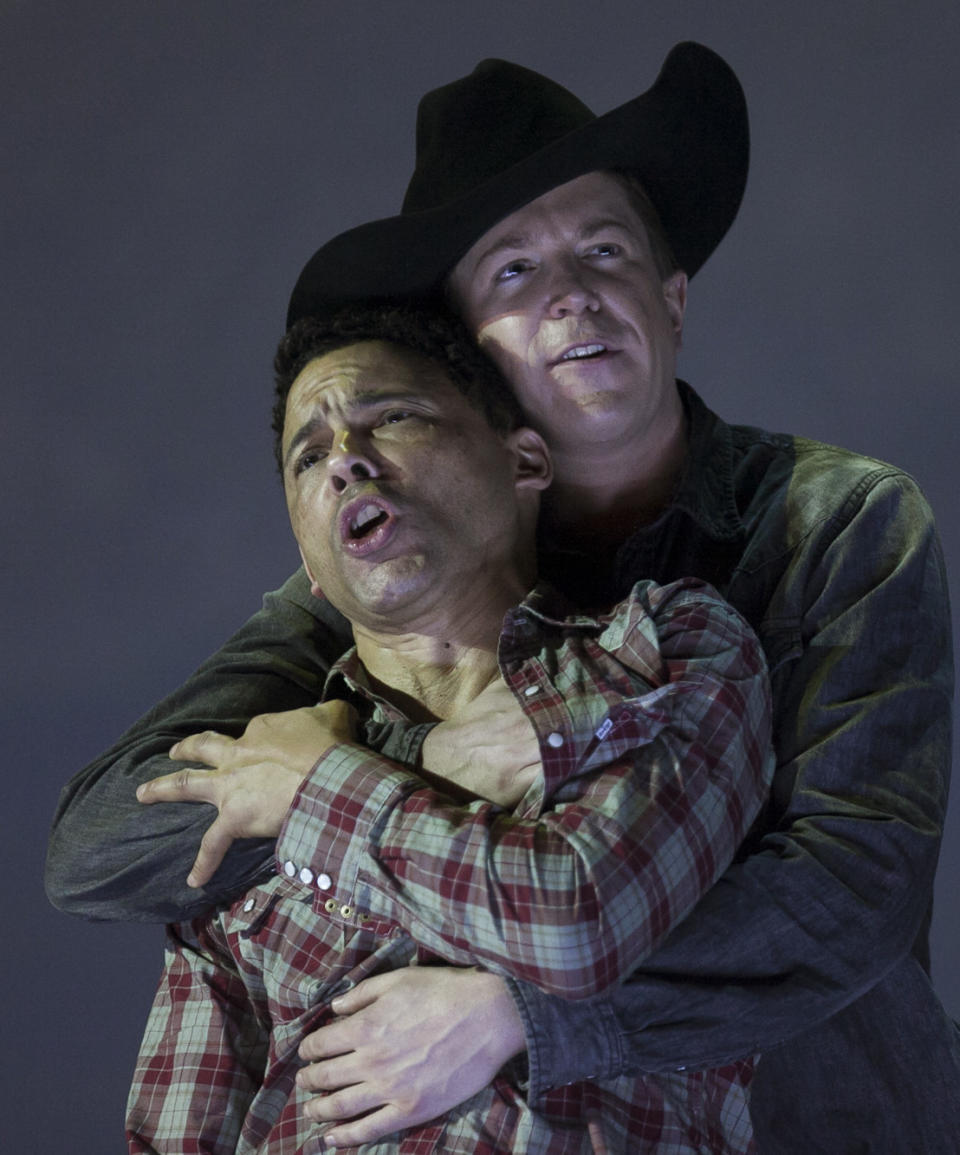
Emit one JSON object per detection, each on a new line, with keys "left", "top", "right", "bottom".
{"left": 3, "top": 2, "right": 958, "bottom": 1151}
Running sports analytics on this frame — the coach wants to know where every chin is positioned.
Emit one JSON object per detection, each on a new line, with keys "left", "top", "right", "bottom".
{"left": 341, "top": 558, "right": 433, "bottom": 621}
{"left": 566, "top": 391, "right": 635, "bottom": 422}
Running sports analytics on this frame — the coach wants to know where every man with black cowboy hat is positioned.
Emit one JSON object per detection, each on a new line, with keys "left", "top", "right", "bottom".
{"left": 48, "top": 42, "right": 959, "bottom": 1150}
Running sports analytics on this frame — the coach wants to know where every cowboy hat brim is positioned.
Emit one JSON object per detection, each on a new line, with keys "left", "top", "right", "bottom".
{"left": 287, "top": 42, "right": 748, "bottom": 327}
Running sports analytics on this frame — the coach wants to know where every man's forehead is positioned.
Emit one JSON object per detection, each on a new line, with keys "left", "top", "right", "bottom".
{"left": 454, "top": 171, "right": 643, "bottom": 269}
{"left": 288, "top": 340, "right": 455, "bottom": 411}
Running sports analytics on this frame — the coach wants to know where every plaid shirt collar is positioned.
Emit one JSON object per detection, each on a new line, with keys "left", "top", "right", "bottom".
{"left": 321, "top": 582, "right": 603, "bottom": 712}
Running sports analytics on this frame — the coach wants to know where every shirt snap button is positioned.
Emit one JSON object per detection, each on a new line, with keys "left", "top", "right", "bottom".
{"left": 283, "top": 860, "right": 297, "bottom": 878}
{"left": 317, "top": 873, "right": 333, "bottom": 891}
{"left": 546, "top": 732, "right": 564, "bottom": 748}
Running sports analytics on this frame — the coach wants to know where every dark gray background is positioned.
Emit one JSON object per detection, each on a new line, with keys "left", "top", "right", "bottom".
{"left": 3, "top": 2, "right": 958, "bottom": 1150}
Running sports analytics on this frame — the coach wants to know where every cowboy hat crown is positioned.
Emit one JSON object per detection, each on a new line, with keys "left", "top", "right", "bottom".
{"left": 287, "top": 42, "right": 749, "bottom": 327}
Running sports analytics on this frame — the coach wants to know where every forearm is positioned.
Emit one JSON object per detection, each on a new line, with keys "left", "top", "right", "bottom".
{"left": 511, "top": 472, "right": 954, "bottom": 1090}
{"left": 511, "top": 810, "right": 945, "bottom": 1096}
{"left": 278, "top": 582, "right": 773, "bottom": 999}
{"left": 45, "top": 569, "right": 351, "bottom": 922}
{"left": 509, "top": 845, "right": 925, "bottom": 1095}
{"left": 513, "top": 746, "right": 947, "bottom": 1095}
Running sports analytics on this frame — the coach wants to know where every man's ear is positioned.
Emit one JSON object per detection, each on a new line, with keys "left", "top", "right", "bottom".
{"left": 507, "top": 426, "right": 553, "bottom": 492}
{"left": 663, "top": 269, "right": 688, "bottom": 347}
{"left": 297, "top": 545, "right": 324, "bottom": 600}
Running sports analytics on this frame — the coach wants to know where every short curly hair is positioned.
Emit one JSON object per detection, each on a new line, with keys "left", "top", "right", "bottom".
{"left": 272, "top": 302, "right": 525, "bottom": 473}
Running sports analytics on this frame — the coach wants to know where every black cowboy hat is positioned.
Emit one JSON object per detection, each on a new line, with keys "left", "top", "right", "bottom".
{"left": 287, "top": 41, "right": 748, "bottom": 327}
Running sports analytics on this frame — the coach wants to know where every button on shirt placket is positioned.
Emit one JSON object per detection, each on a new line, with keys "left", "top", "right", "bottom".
{"left": 502, "top": 614, "right": 570, "bottom": 791}
{"left": 282, "top": 854, "right": 361, "bottom": 926}
{"left": 275, "top": 672, "right": 426, "bottom": 942}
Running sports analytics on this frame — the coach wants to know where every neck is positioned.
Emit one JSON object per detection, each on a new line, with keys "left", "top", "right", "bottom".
{"left": 542, "top": 397, "right": 688, "bottom": 553}
{"left": 352, "top": 574, "right": 527, "bottom": 722}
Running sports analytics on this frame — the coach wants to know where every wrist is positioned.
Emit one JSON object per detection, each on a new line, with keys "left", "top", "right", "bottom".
{"left": 472, "top": 969, "right": 526, "bottom": 1064}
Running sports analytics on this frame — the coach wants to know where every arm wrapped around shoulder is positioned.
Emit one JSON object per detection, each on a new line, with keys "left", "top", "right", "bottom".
{"left": 45, "top": 570, "right": 351, "bottom": 923}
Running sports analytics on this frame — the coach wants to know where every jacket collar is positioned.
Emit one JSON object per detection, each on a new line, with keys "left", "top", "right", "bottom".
{"left": 667, "top": 380, "right": 745, "bottom": 542}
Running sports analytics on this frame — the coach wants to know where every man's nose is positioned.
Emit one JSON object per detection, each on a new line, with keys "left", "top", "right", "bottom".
{"left": 326, "top": 429, "right": 380, "bottom": 493}
{"left": 547, "top": 261, "right": 600, "bottom": 319}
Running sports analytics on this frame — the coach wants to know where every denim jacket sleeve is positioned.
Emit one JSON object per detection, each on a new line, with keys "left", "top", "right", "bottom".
{"left": 45, "top": 568, "right": 351, "bottom": 923}
{"left": 508, "top": 465, "right": 954, "bottom": 1095}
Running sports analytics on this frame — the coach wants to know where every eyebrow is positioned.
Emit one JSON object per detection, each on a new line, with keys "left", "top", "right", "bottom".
{"left": 471, "top": 217, "right": 639, "bottom": 272}
{"left": 282, "top": 389, "right": 432, "bottom": 471}
{"left": 578, "top": 217, "right": 639, "bottom": 240}
{"left": 471, "top": 232, "right": 530, "bottom": 270}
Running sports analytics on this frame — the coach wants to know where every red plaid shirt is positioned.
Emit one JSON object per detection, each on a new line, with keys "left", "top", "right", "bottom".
{"left": 127, "top": 579, "right": 770, "bottom": 1153}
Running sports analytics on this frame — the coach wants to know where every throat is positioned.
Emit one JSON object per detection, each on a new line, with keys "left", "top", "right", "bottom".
{"left": 543, "top": 405, "right": 688, "bottom": 553}
{"left": 361, "top": 649, "right": 502, "bottom": 723}
{"left": 542, "top": 467, "right": 678, "bottom": 553}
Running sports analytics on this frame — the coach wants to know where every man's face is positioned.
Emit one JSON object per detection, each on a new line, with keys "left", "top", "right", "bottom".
{"left": 448, "top": 172, "right": 687, "bottom": 456}
{"left": 281, "top": 340, "right": 549, "bottom": 632}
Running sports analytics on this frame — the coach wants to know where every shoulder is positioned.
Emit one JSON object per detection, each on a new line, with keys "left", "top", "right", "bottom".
{"left": 726, "top": 420, "right": 936, "bottom": 546}
{"left": 597, "top": 577, "right": 764, "bottom": 677}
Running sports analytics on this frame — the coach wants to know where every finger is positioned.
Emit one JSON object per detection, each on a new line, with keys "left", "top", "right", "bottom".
{"left": 313, "top": 699, "right": 355, "bottom": 719}
{"left": 302, "top": 1082, "right": 380, "bottom": 1124}
{"left": 297, "top": 1053, "right": 364, "bottom": 1095}
{"left": 136, "top": 766, "right": 219, "bottom": 806}
{"left": 321, "top": 1105, "right": 422, "bottom": 1148}
{"left": 186, "top": 815, "right": 235, "bottom": 888}
{"left": 169, "top": 730, "right": 234, "bottom": 766}
{"left": 311, "top": 699, "right": 359, "bottom": 739}
{"left": 299, "top": 1014, "right": 368, "bottom": 1062}
{"left": 586, "top": 1111, "right": 611, "bottom": 1155}
{"left": 329, "top": 973, "right": 388, "bottom": 1015}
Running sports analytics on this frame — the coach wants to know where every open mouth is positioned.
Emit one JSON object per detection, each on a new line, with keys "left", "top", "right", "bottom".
{"left": 553, "top": 342, "right": 611, "bottom": 366}
{"left": 348, "top": 502, "right": 390, "bottom": 540}
{"left": 339, "top": 495, "right": 398, "bottom": 556}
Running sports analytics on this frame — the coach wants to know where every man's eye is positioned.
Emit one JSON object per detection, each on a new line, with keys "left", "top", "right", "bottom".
{"left": 294, "top": 448, "right": 327, "bottom": 476}
{"left": 380, "top": 410, "right": 414, "bottom": 425}
{"left": 495, "top": 259, "right": 533, "bottom": 282}
{"left": 589, "top": 242, "right": 621, "bottom": 258}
